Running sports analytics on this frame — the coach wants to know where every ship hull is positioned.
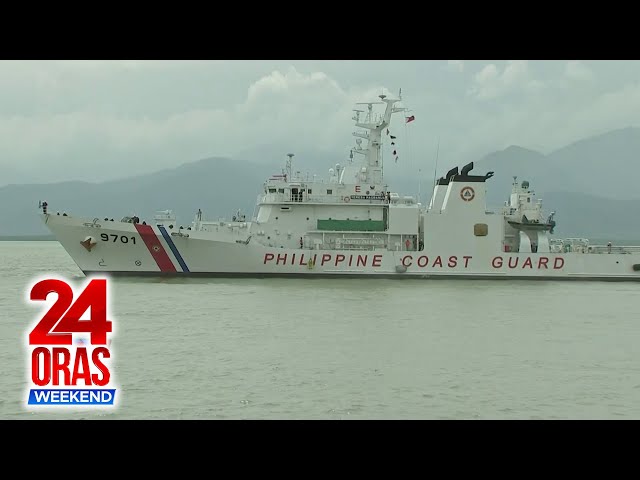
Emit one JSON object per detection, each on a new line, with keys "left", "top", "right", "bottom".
{"left": 43, "top": 214, "right": 640, "bottom": 281}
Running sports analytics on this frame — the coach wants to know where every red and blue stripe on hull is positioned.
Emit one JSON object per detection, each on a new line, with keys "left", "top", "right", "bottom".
{"left": 134, "top": 224, "right": 189, "bottom": 273}
{"left": 158, "top": 225, "right": 190, "bottom": 272}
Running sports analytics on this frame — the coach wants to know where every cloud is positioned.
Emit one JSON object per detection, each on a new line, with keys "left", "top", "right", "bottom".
{"left": 564, "top": 60, "right": 595, "bottom": 83}
{"left": 468, "top": 60, "right": 543, "bottom": 100}
{"left": 0, "top": 65, "right": 390, "bottom": 184}
{"left": 1, "top": 60, "right": 640, "bottom": 188}
{"left": 246, "top": 67, "right": 343, "bottom": 103}
{"left": 445, "top": 60, "right": 464, "bottom": 73}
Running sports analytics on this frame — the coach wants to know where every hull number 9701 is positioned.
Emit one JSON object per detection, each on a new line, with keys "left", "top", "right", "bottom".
{"left": 101, "top": 234, "right": 137, "bottom": 245}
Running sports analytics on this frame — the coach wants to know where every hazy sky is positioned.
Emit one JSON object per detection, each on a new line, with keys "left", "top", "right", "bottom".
{"left": 2, "top": 60, "right": 639, "bottom": 186}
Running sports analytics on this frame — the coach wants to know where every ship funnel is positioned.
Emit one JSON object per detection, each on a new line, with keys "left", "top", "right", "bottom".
{"left": 461, "top": 162, "right": 474, "bottom": 176}
{"left": 445, "top": 167, "right": 459, "bottom": 181}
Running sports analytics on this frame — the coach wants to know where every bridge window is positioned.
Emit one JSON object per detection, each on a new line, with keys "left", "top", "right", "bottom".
{"left": 327, "top": 189, "right": 333, "bottom": 195}
{"left": 268, "top": 188, "right": 276, "bottom": 193}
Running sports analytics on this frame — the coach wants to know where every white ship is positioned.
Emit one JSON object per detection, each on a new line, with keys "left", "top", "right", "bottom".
{"left": 39, "top": 92, "right": 640, "bottom": 281}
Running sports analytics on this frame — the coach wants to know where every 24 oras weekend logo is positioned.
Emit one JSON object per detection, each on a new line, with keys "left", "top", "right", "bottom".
{"left": 24, "top": 276, "right": 118, "bottom": 410}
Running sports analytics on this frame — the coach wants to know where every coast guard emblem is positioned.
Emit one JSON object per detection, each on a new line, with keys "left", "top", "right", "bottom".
{"left": 460, "top": 186, "right": 475, "bottom": 202}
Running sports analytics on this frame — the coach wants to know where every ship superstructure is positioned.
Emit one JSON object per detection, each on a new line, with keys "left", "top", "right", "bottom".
{"left": 39, "top": 92, "right": 640, "bottom": 280}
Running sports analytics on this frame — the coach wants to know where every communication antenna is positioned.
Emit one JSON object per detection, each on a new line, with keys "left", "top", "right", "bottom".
{"left": 431, "top": 137, "right": 440, "bottom": 192}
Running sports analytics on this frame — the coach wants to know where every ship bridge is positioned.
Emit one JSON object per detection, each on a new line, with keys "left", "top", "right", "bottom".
{"left": 251, "top": 95, "right": 422, "bottom": 251}
{"left": 260, "top": 154, "right": 389, "bottom": 206}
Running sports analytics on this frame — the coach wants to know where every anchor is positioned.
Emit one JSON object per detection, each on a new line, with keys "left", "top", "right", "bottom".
{"left": 80, "top": 236, "right": 97, "bottom": 252}
{"left": 98, "top": 259, "right": 106, "bottom": 267}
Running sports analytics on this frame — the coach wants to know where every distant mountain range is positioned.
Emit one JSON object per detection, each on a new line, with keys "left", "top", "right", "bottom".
{"left": 474, "top": 127, "right": 640, "bottom": 204}
{"left": 2, "top": 127, "right": 640, "bottom": 241}
{"left": 0, "top": 158, "right": 277, "bottom": 237}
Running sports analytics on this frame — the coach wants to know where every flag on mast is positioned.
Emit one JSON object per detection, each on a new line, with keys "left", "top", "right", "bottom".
{"left": 405, "top": 115, "right": 415, "bottom": 124}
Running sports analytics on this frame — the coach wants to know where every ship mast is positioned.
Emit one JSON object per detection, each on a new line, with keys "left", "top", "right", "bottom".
{"left": 286, "top": 153, "right": 294, "bottom": 180}
{"left": 352, "top": 92, "right": 405, "bottom": 185}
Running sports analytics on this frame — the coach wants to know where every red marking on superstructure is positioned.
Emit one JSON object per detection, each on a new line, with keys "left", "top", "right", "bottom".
{"left": 134, "top": 224, "right": 177, "bottom": 272}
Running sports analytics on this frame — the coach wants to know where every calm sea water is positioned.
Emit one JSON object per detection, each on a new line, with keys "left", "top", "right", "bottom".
{"left": 1, "top": 241, "right": 639, "bottom": 419}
